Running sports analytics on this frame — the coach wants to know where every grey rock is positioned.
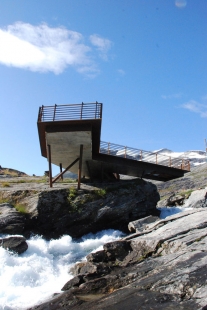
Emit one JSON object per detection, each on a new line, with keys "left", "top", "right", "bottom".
{"left": 0, "top": 236, "right": 28, "bottom": 254}
{"left": 128, "top": 215, "right": 159, "bottom": 233}
{"left": 1, "top": 180, "right": 160, "bottom": 239}
{"left": 0, "top": 203, "right": 25, "bottom": 234}
{"left": 31, "top": 208, "right": 207, "bottom": 309}
{"left": 183, "top": 187, "right": 207, "bottom": 208}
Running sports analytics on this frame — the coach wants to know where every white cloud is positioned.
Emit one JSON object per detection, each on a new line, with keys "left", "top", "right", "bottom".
{"left": 117, "top": 69, "right": 125, "bottom": 76}
{"left": 0, "top": 22, "right": 112, "bottom": 75}
{"left": 161, "top": 93, "right": 183, "bottom": 100}
{"left": 181, "top": 97, "right": 207, "bottom": 118}
{"left": 175, "top": 0, "right": 187, "bottom": 8}
{"left": 89, "top": 34, "right": 112, "bottom": 60}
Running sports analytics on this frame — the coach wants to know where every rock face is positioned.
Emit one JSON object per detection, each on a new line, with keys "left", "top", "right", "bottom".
{"left": 0, "top": 203, "right": 25, "bottom": 234}
{"left": 155, "top": 163, "right": 207, "bottom": 203}
{"left": 0, "top": 180, "right": 160, "bottom": 239}
{"left": 29, "top": 208, "right": 207, "bottom": 310}
{"left": 183, "top": 187, "right": 207, "bottom": 208}
{"left": 0, "top": 236, "right": 28, "bottom": 254}
{"left": 158, "top": 187, "right": 207, "bottom": 209}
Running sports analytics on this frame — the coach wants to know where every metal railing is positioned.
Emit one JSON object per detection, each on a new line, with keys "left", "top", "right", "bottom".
{"left": 38, "top": 102, "right": 102, "bottom": 122}
{"left": 100, "top": 141, "right": 190, "bottom": 171}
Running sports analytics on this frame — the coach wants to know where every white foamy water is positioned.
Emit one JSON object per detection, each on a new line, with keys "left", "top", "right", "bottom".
{"left": 158, "top": 206, "right": 192, "bottom": 219}
{"left": 0, "top": 230, "right": 124, "bottom": 310}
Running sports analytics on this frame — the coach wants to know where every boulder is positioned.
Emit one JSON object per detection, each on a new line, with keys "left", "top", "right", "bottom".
{"left": 157, "top": 193, "right": 185, "bottom": 208}
{"left": 0, "top": 236, "right": 28, "bottom": 254}
{"left": 183, "top": 187, "right": 207, "bottom": 208}
{"left": 128, "top": 215, "right": 159, "bottom": 233}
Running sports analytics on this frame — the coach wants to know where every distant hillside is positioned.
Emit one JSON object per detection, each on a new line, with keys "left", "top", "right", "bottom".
{"left": 155, "top": 148, "right": 206, "bottom": 167}
{"left": 0, "top": 167, "right": 27, "bottom": 177}
{"left": 153, "top": 162, "right": 207, "bottom": 201}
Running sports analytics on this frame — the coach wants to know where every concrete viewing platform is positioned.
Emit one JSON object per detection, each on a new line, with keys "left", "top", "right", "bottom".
{"left": 37, "top": 102, "right": 190, "bottom": 187}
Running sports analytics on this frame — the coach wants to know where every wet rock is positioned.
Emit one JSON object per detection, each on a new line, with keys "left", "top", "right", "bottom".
{"left": 0, "top": 236, "right": 28, "bottom": 254}
{"left": 61, "top": 275, "right": 84, "bottom": 291}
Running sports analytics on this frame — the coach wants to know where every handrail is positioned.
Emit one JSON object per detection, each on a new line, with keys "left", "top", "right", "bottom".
{"left": 100, "top": 141, "right": 190, "bottom": 171}
{"left": 38, "top": 102, "right": 102, "bottom": 122}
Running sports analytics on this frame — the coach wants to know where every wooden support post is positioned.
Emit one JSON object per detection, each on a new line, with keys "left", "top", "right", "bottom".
{"left": 47, "top": 144, "right": 52, "bottom": 188}
{"left": 60, "top": 163, "right": 63, "bottom": 181}
{"left": 78, "top": 144, "right": 83, "bottom": 190}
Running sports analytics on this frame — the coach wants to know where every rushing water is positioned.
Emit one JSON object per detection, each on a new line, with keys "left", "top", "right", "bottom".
{"left": 0, "top": 230, "right": 124, "bottom": 310}
{"left": 158, "top": 206, "right": 192, "bottom": 219}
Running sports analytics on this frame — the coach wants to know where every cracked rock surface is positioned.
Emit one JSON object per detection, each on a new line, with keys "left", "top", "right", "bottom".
{"left": 29, "top": 208, "right": 207, "bottom": 310}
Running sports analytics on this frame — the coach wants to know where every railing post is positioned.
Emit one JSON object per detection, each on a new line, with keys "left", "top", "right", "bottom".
{"left": 41, "top": 105, "right": 44, "bottom": 122}
{"left": 53, "top": 104, "right": 57, "bottom": 121}
{"left": 80, "top": 102, "right": 83, "bottom": 119}
{"left": 95, "top": 101, "right": 98, "bottom": 119}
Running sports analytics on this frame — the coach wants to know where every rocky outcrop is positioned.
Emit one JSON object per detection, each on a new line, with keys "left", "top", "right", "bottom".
{"left": 0, "top": 203, "right": 25, "bottom": 234}
{"left": 155, "top": 163, "right": 207, "bottom": 202}
{"left": 0, "top": 180, "right": 160, "bottom": 239}
{"left": 183, "top": 187, "right": 207, "bottom": 208}
{"left": 0, "top": 236, "right": 28, "bottom": 254}
{"left": 158, "top": 187, "right": 207, "bottom": 209}
{"left": 29, "top": 208, "right": 207, "bottom": 310}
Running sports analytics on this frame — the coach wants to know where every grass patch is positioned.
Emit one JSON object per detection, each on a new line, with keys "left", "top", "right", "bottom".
{"left": 68, "top": 187, "right": 78, "bottom": 200}
{"left": 62, "top": 178, "right": 76, "bottom": 183}
{"left": 1, "top": 182, "right": 10, "bottom": 187}
{"left": 14, "top": 204, "right": 28, "bottom": 214}
{"left": 0, "top": 198, "right": 10, "bottom": 204}
{"left": 179, "top": 189, "right": 194, "bottom": 199}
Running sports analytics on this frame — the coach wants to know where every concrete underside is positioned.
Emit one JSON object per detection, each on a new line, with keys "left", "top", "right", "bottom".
{"left": 46, "top": 131, "right": 92, "bottom": 176}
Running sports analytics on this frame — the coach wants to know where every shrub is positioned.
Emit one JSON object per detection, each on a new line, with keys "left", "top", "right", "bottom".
{"left": 1, "top": 182, "right": 10, "bottom": 187}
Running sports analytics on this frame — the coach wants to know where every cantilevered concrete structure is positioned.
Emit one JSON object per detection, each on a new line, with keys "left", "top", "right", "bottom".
{"left": 37, "top": 102, "right": 190, "bottom": 187}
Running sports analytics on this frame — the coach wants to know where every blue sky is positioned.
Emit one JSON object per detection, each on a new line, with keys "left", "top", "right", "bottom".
{"left": 0, "top": 0, "right": 206, "bottom": 176}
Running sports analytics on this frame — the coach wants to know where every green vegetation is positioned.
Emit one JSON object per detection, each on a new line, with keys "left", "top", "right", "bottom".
{"left": 1, "top": 182, "right": 10, "bottom": 187}
{"left": 179, "top": 189, "right": 194, "bottom": 199}
{"left": 14, "top": 204, "right": 28, "bottom": 214}
{"left": 0, "top": 198, "right": 10, "bottom": 204}
{"left": 68, "top": 187, "right": 78, "bottom": 200}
